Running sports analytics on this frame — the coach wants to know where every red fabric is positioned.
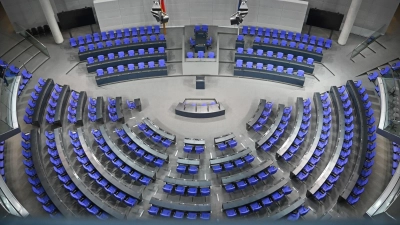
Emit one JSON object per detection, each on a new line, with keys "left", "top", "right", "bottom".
{"left": 161, "top": 0, "right": 166, "bottom": 12}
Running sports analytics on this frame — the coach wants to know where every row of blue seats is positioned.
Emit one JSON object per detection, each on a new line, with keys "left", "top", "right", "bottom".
{"left": 253, "top": 36, "right": 326, "bottom": 52}
{"left": 187, "top": 51, "right": 215, "bottom": 59}
{"left": 224, "top": 165, "right": 277, "bottom": 193}
{"left": 252, "top": 102, "right": 273, "bottom": 132}
{"left": 18, "top": 69, "right": 33, "bottom": 97}
{"left": 282, "top": 98, "right": 312, "bottom": 161}
{"left": 260, "top": 106, "right": 292, "bottom": 151}
{"left": 287, "top": 205, "right": 310, "bottom": 221}
{"left": 194, "top": 25, "right": 209, "bottom": 33}
{"left": 183, "top": 143, "right": 205, "bottom": 154}
{"left": 138, "top": 122, "right": 173, "bottom": 148}
{"left": 393, "top": 143, "right": 399, "bottom": 176}
{"left": 88, "top": 97, "right": 98, "bottom": 122}
{"left": 225, "top": 185, "right": 292, "bottom": 217}
{"left": 296, "top": 93, "right": 332, "bottom": 181}
{"left": 96, "top": 59, "right": 166, "bottom": 76}
{"left": 66, "top": 91, "right": 80, "bottom": 124}
{"left": 236, "top": 59, "right": 305, "bottom": 77}
{"left": 346, "top": 81, "right": 377, "bottom": 205}
{"left": 107, "top": 97, "right": 119, "bottom": 122}
{"left": 237, "top": 47, "right": 315, "bottom": 65}
{"left": 177, "top": 163, "right": 198, "bottom": 174}
{"left": 70, "top": 25, "right": 161, "bottom": 47}
{"left": 313, "top": 87, "right": 356, "bottom": 201}
{"left": 69, "top": 130, "right": 138, "bottom": 207}
{"left": 0, "top": 59, "right": 20, "bottom": 75}
{"left": 368, "top": 64, "right": 397, "bottom": 82}
{"left": 24, "top": 78, "right": 47, "bottom": 124}
{"left": 0, "top": 141, "right": 4, "bottom": 180}
{"left": 22, "top": 133, "right": 62, "bottom": 217}
{"left": 241, "top": 27, "right": 332, "bottom": 48}
{"left": 211, "top": 153, "right": 254, "bottom": 173}
{"left": 115, "top": 127, "right": 165, "bottom": 167}
{"left": 91, "top": 129, "right": 152, "bottom": 185}
{"left": 45, "top": 131, "right": 109, "bottom": 219}
{"left": 78, "top": 34, "right": 165, "bottom": 53}
{"left": 45, "top": 84, "right": 64, "bottom": 124}
{"left": 216, "top": 138, "right": 237, "bottom": 151}
{"left": 87, "top": 47, "right": 165, "bottom": 64}
{"left": 189, "top": 37, "right": 212, "bottom": 49}
{"left": 163, "top": 183, "right": 210, "bottom": 197}
{"left": 148, "top": 205, "right": 210, "bottom": 220}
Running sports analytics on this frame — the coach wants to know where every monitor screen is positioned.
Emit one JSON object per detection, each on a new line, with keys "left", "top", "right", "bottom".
{"left": 306, "top": 8, "right": 344, "bottom": 31}
{"left": 57, "top": 7, "right": 96, "bottom": 30}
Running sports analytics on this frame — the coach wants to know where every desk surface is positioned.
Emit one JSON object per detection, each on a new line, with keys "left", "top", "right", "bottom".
{"left": 164, "top": 176, "right": 211, "bottom": 187}
{"left": 256, "top": 104, "right": 285, "bottom": 148}
{"left": 210, "top": 148, "right": 252, "bottom": 165}
{"left": 150, "top": 197, "right": 211, "bottom": 212}
{"left": 143, "top": 117, "right": 176, "bottom": 141}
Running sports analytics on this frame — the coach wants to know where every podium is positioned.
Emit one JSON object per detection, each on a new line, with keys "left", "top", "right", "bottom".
{"left": 196, "top": 76, "right": 205, "bottom": 89}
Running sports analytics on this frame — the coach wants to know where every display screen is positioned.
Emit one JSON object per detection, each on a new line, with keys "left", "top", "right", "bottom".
{"left": 306, "top": 8, "right": 344, "bottom": 31}
{"left": 57, "top": 7, "right": 96, "bottom": 30}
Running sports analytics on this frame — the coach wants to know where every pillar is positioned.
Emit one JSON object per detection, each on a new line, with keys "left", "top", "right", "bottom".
{"left": 39, "top": 0, "right": 64, "bottom": 44}
{"left": 338, "top": 0, "right": 363, "bottom": 45}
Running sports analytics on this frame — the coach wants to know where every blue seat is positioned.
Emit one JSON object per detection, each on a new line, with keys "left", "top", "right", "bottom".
{"left": 70, "top": 38, "right": 77, "bottom": 47}
{"left": 188, "top": 187, "right": 198, "bottom": 196}
{"left": 141, "top": 36, "right": 148, "bottom": 42}
{"left": 289, "top": 41, "right": 296, "bottom": 48}
{"left": 105, "top": 41, "right": 113, "bottom": 47}
{"left": 287, "top": 31, "right": 293, "bottom": 40}
{"left": 217, "top": 143, "right": 227, "bottom": 150}
{"left": 132, "top": 37, "right": 139, "bottom": 43}
{"left": 307, "top": 45, "right": 314, "bottom": 51}
{"left": 163, "top": 184, "right": 174, "bottom": 193}
{"left": 325, "top": 39, "right": 332, "bottom": 49}
{"left": 272, "top": 39, "right": 279, "bottom": 45}
{"left": 198, "top": 51, "right": 204, "bottom": 58}
{"left": 200, "top": 187, "right": 210, "bottom": 196}
{"left": 314, "top": 191, "right": 326, "bottom": 200}
{"left": 272, "top": 191, "right": 284, "bottom": 201}
{"left": 244, "top": 154, "right": 254, "bottom": 163}
{"left": 224, "top": 162, "right": 233, "bottom": 171}
{"left": 138, "top": 62, "right": 145, "bottom": 69}
{"left": 195, "top": 145, "right": 204, "bottom": 154}
{"left": 160, "top": 209, "right": 172, "bottom": 217}
{"left": 88, "top": 44, "right": 95, "bottom": 51}
{"left": 272, "top": 29, "right": 278, "bottom": 38}
{"left": 77, "top": 36, "right": 85, "bottom": 45}
{"left": 148, "top": 206, "right": 159, "bottom": 215}
{"left": 176, "top": 164, "right": 186, "bottom": 173}
{"left": 234, "top": 159, "right": 245, "bottom": 167}
{"left": 238, "top": 206, "right": 250, "bottom": 215}
{"left": 212, "top": 164, "right": 222, "bottom": 173}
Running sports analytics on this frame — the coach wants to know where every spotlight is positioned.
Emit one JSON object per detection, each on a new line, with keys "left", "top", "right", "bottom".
{"left": 151, "top": 1, "right": 169, "bottom": 24}
{"left": 230, "top": 0, "right": 248, "bottom": 25}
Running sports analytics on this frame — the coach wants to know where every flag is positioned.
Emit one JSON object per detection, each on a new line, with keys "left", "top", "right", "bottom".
{"left": 161, "top": 0, "right": 166, "bottom": 13}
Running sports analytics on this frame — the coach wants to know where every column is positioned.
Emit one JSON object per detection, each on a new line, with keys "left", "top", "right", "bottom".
{"left": 338, "top": 0, "right": 363, "bottom": 45}
{"left": 39, "top": 0, "right": 64, "bottom": 44}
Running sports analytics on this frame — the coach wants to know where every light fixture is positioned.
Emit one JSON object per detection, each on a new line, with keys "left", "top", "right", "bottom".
{"left": 230, "top": 0, "right": 248, "bottom": 25}
{"left": 151, "top": 1, "right": 169, "bottom": 24}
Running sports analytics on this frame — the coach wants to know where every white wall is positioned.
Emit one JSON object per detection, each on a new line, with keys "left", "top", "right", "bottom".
{"left": 0, "top": 0, "right": 94, "bottom": 30}
{"left": 304, "top": 0, "right": 400, "bottom": 36}
{"left": 93, "top": 0, "right": 308, "bottom": 33}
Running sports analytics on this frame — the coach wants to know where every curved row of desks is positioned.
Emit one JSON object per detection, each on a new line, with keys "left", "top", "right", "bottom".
{"left": 76, "top": 91, "right": 87, "bottom": 126}
{"left": 142, "top": 117, "right": 176, "bottom": 142}
{"left": 209, "top": 148, "right": 252, "bottom": 165}
{"left": 95, "top": 67, "right": 168, "bottom": 86}
{"left": 291, "top": 93, "right": 323, "bottom": 177}
{"left": 54, "top": 128, "right": 126, "bottom": 219}
{"left": 150, "top": 197, "right": 211, "bottom": 212}
{"left": 214, "top": 133, "right": 235, "bottom": 145}
{"left": 30, "top": 129, "right": 76, "bottom": 217}
{"left": 255, "top": 104, "right": 285, "bottom": 149}
{"left": 234, "top": 68, "right": 305, "bottom": 87}
{"left": 87, "top": 53, "right": 167, "bottom": 73}
{"left": 175, "top": 102, "right": 225, "bottom": 118}
{"left": 95, "top": 97, "right": 104, "bottom": 123}
{"left": 339, "top": 80, "right": 369, "bottom": 200}
{"left": 77, "top": 127, "right": 143, "bottom": 200}
{"left": 235, "top": 53, "right": 315, "bottom": 74}
{"left": 122, "top": 124, "right": 168, "bottom": 162}
{"left": 276, "top": 98, "right": 304, "bottom": 158}
{"left": 253, "top": 43, "right": 323, "bottom": 62}
{"left": 100, "top": 125, "right": 156, "bottom": 179}
{"left": 164, "top": 176, "right": 211, "bottom": 187}
{"left": 0, "top": 76, "right": 20, "bottom": 141}
{"left": 32, "top": 79, "right": 54, "bottom": 127}
{"left": 54, "top": 85, "right": 70, "bottom": 126}
{"left": 222, "top": 177, "right": 289, "bottom": 210}
{"left": 78, "top": 41, "right": 167, "bottom": 61}
{"left": 246, "top": 99, "right": 267, "bottom": 130}
{"left": 177, "top": 158, "right": 200, "bottom": 166}
{"left": 269, "top": 196, "right": 306, "bottom": 220}
{"left": 308, "top": 87, "right": 345, "bottom": 195}
{"left": 221, "top": 160, "right": 273, "bottom": 185}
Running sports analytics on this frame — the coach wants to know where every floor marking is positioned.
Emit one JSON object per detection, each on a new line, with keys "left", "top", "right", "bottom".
{"left": 257, "top": 157, "right": 261, "bottom": 162}
{"left": 175, "top": 150, "right": 178, "bottom": 156}
{"left": 216, "top": 193, "right": 219, "bottom": 201}
{"left": 139, "top": 211, "right": 144, "bottom": 217}
{"left": 168, "top": 169, "right": 171, "bottom": 176}
{"left": 205, "top": 174, "right": 207, "bottom": 180}
{"left": 249, "top": 138, "right": 254, "bottom": 142}
{"left": 240, "top": 143, "right": 245, "bottom": 148}
{"left": 153, "top": 189, "right": 158, "bottom": 195}
{"left": 132, "top": 124, "right": 138, "bottom": 127}
{"left": 210, "top": 152, "right": 213, "bottom": 158}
